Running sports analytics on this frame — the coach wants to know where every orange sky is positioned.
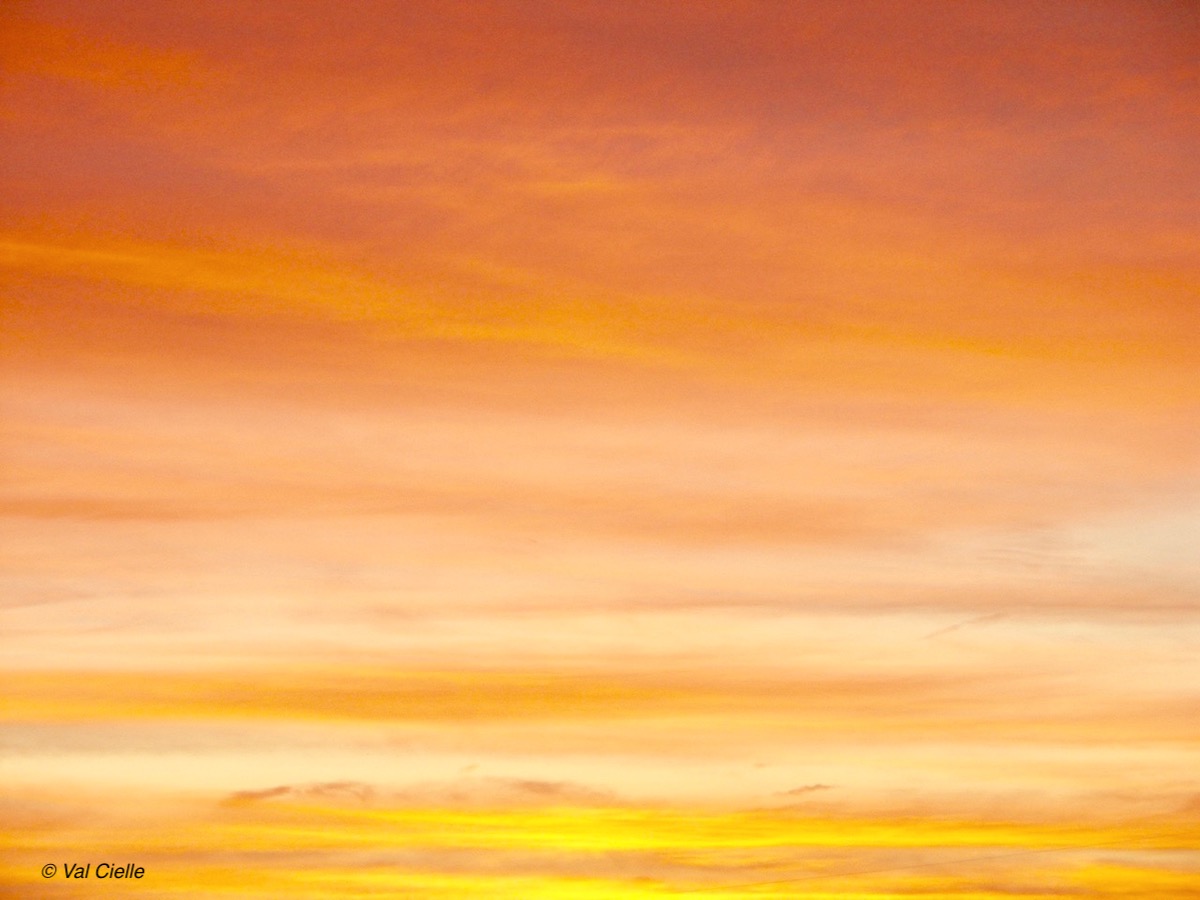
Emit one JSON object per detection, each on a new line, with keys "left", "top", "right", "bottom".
{"left": 2, "top": 1, "right": 1199, "bottom": 897}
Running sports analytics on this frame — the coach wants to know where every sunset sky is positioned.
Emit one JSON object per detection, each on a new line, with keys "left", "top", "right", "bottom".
{"left": 2, "top": 1, "right": 1198, "bottom": 897}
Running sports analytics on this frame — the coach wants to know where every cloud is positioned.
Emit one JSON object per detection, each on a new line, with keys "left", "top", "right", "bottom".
{"left": 223, "top": 776, "right": 616, "bottom": 810}
{"left": 225, "top": 781, "right": 375, "bottom": 806}
{"left": 924, "top": 613, "right": 1007, "bottom": 641}
{"left": 778, "top": 784, "right": 834, "bottom": 797}
{"left": 0, "top": 17, "right": 201, "bottom": 90}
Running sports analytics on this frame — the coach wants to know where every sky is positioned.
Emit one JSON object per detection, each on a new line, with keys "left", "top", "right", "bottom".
{"left": 2, "top": 0, "right": 1198, "bottom": 896}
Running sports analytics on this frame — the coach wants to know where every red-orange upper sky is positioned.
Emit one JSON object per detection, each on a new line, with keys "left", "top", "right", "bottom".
{"left": 5, "top": 1, "right": 1198, "bottom": 389}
